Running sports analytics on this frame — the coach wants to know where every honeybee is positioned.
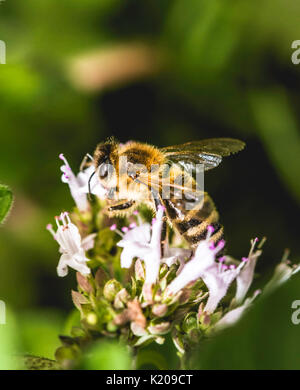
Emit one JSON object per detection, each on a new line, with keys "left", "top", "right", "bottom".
{"left": 90, "top": 137, "right": 245, "bottom": 250}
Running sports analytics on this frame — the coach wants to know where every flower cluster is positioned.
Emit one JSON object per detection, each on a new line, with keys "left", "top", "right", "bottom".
{"left": 48, "top": 153, "right": 300, "bottom": 368}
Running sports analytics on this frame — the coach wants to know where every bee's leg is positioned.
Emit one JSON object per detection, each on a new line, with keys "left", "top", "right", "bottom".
{"left": 151, "top": 189, "right": 162, "bottom": 210}
{"left": 160, "top": 219, "right": 168, "bottom": 257}
{"left": 150, "top": 188, "right": 168, "bottom": 256}
{"left": 108, "top": 200, "right": 135, "bottom": 212}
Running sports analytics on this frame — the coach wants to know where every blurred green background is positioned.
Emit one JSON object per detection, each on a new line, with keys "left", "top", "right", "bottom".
{"left": 0, "top": 0, "right": 300, "bottom": 369}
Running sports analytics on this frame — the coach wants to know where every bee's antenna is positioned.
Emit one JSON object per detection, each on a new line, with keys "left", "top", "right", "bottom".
{"left": 88, "top": 170, "right": 96, "bottom": 200}
{"left": 80, "top": 153, "right": 94, "bottom": 172}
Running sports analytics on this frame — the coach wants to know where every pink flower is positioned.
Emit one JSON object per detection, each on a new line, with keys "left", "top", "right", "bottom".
{"left": 47, "top": 212, "right": 95, "bottom": 277}
{"left": 214, "top": 290, "right": 261, "bottom": 331}
{"left": 166, "top": 230, "right": 246, "bottom": 314}
{"left": 59, "top": 154, "right": 106, "bottom": 211}
{"left": 264, "top": 258, "right": 300, "bottom": 294}
{"left": 235, "top": 239, "right": 262, "bottom": 304}
{"left": 161, "top": 238, "right": 192, "bottom": 274}
{"left": 117, "top": 206, "right": 165, "bottom": 284}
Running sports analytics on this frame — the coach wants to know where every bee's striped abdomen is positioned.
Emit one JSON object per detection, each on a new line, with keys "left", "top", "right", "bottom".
{"left": 165, "top": 192, "right": 224, "bottom": 249}
{"left": 183, "top": 219, "right": 224, "bottom": 248}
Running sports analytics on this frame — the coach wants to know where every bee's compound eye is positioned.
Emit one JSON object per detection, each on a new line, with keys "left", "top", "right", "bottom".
{"left": 99, "top": 162, "right": 109, "bottom": 179}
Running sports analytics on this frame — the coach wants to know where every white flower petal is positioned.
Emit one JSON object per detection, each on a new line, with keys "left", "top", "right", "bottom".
{"left": 120, "top": 246, "right": 139, "bottom": 269}
{"left": 264, "top": 261, "right": 300, "bottom": 294}
{"left": 214, "top": 290, "right": 261, "bottom": 330}
{"left": 150, "top": 206, "right": 164, "bottom": 248}
{"left": 162, "top": 255, "right": 179, "bottom": 267}
{"left": 70, "top": 189, "right": 89, "bottom": 212}
{"left": 214, "top": 305, "right": 247, "bottom": 330}
{"left": 57, "top": 254, "right": 71, "bottom": 277}
{"left": 78, "top": 166, "right": 107, "bottom": 198}
{"left": 144, "top": 253, "right": 161, "bottom": 285}
{"left": 203, "top": 265, "right": 243, "bottom": 314}
{"left": 162, "top": 245, "right": 191, "bottom": 274}
{"left": 81, "top": 233, "right": 97, "bottom": 251}
{"left": 235, "top": 252, "right": 260, "bottom": 304}
{"left": 59, "top": 154, "right": 106, "bottom": 211}
{"left": 117, "top": 224, "right": 151, "bottom": 246}
{"left": 117, "top": 206, "right": 164, "bottom": 284}
{"left": 166, "top": 247, "right": 191, "bottom": 259}
{"left": 72, "top": 254, "right": 91, "bottom": 275}
{"left": 57, "top": 252, "right": 91, "bottom": 277}
{"left": 63, "top": 223, "right": 82, "bottom": 252}
{"left": 48, "top": 213, "right": 92, "bottom": 277}
{"left": 166, "top": 238, "right": 244, "bottom": 314}
{"left": 166, "top": 240, "right": 216, "bottom": 296}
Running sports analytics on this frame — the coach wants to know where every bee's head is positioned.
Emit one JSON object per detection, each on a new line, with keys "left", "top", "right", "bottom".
{"left": 92, "top": 138, "right": 154, "bottom": 203}
{"left": 93, "top": 137, "right": 119, "bottom": 193}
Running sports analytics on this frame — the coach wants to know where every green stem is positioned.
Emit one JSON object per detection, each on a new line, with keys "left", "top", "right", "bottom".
{"left": 131, "top": 347, "right": 138, "bottom": 370}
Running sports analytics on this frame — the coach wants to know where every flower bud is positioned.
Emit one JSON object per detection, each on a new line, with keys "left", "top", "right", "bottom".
{"left": 159, "top": 263, "right": 169, "bottom": 279}
{"left": 135, "top": 259, "right": 145, "bottom": 280}
{"left": 131, "top": 322, "right": 148, "bottom": 337}
{"left": 172, "top": 331, "right": 185, "bottom": 355}
{"left": 103, "top": 279, "right": 123, "bottom": 301}
{"left": 86, "top": 312, "right": 98, "bottom": 326}
{"left": 188, "top": 328, "right": 201, "bottom": 343}
{"left": 198, "top": 313, "right": 211, "bottom": 329}
{"left": 166, "top": 263, "right": 178, "bottom": 283}
{"left": 178, "top": 289, "right": 192, "bottom": 305}
{"left": 114, "top": 288, "right": 130, "bottom": 309}
{"left": 152, "top": 304, "right": 168, "bottom": 317}
{"left": 148, "top": 321, "right": 171, "bottom": 335}
{"left": 155, "top": 336, "right": 165, "bottom": 345}
{"left": 107, "top": 321, "right": 118, "bottom": 333}
{"left": 182, "top": 313, "right": 197, "bottom": 334}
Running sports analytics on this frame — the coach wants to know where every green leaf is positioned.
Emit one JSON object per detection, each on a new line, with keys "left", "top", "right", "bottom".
{"left": 0, "top": 185, "right": 13, "bottom": 224}
{"left": 22, "top": 355, "right": 61, "bottom": 370}
{"left": 190, "top": 275, "right": 300, "bottom": 369}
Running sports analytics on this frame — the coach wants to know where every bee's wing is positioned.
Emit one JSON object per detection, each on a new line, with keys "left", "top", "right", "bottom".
{"left": 164, "top": 152, "right": 222, "bottom": 172}
{"left": 161, "top": 138, "right": 245, "bottom": 171}
{"left": 136, "top": 169, "right": 205, "bottom": 213}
